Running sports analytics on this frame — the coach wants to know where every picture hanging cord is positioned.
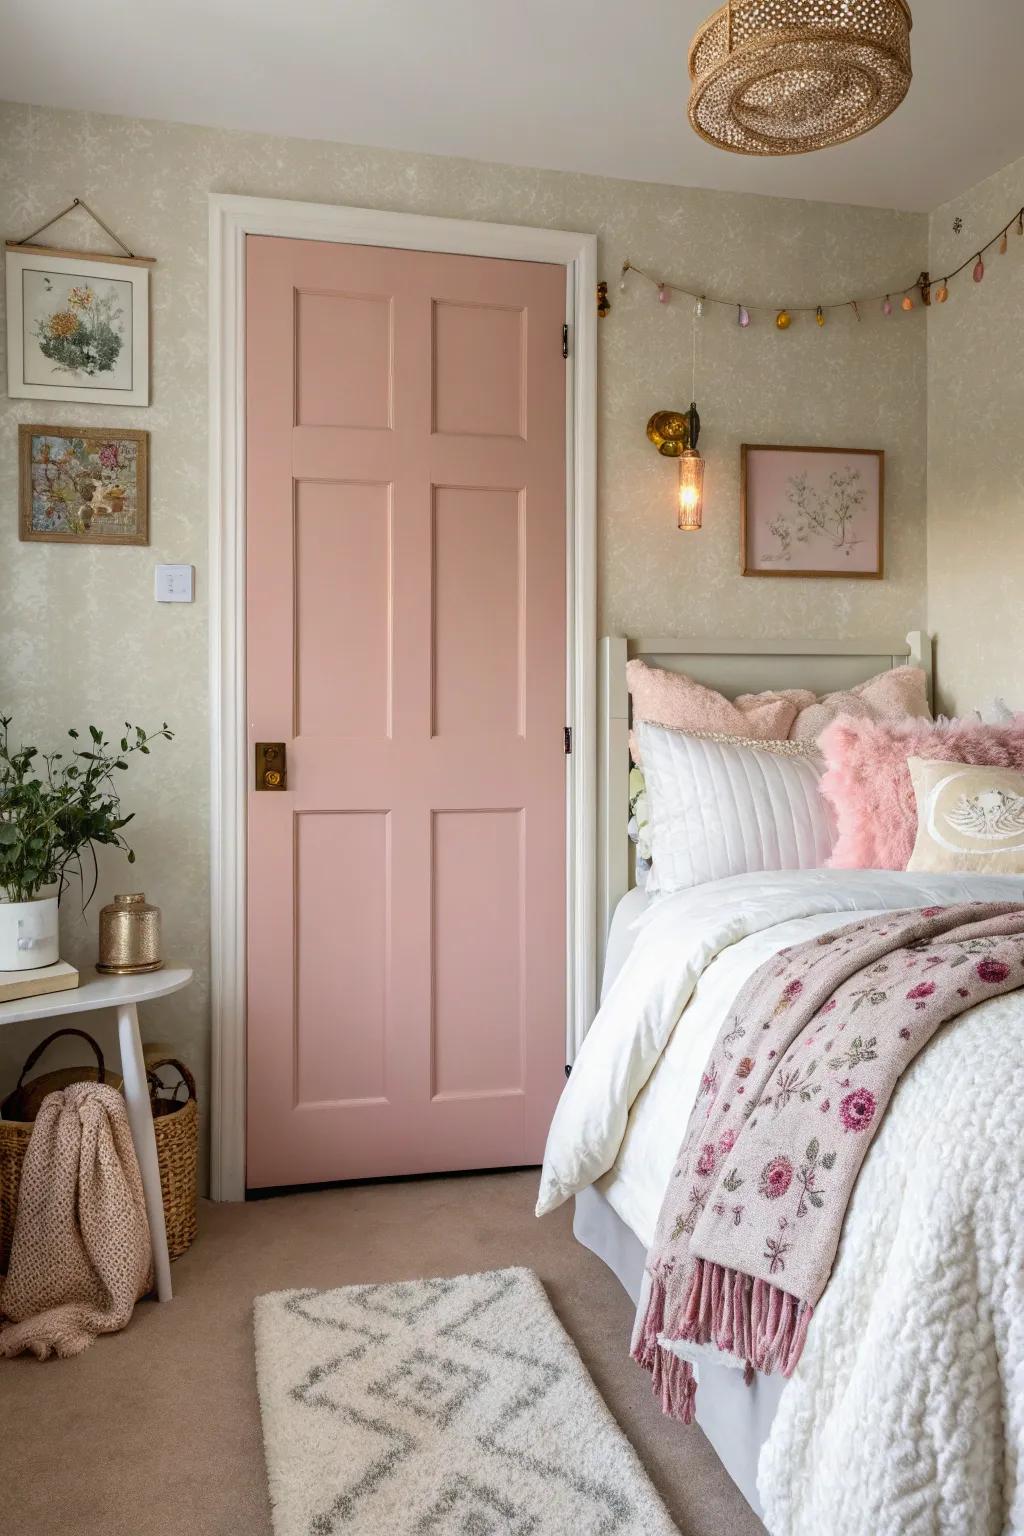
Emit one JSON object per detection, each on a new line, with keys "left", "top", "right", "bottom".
{"left": 12, "top": 197, "right": 136, "bottom": 259}
{"left": 621, "top": 201, "right": 1024, "bottom": 316}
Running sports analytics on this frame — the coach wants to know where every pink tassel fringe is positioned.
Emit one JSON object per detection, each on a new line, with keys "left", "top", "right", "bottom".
{"left": 632, "top": 1268, "right": 698, "bottom": 1424}
{"left": 634, "top": 1260, "right": 813, "bottom": 1422}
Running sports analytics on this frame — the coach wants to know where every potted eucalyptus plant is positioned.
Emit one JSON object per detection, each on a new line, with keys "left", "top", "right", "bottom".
{"left": 0, "top": 716, "right": 172, "bottom": 971}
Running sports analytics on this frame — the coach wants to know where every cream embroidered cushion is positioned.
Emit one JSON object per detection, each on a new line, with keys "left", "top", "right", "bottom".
{"left": 907, "top": 757, "right": 1024, "bottom": 874}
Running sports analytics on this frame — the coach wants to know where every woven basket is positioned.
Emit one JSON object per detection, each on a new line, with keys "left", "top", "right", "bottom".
{"left": 0, "top": 1117, "right": 31, "bottom": 1275}
{"left": 147, "top": 1057, "right": 199, "bottom": 1262}
{"left": 0, "top": 1034, "right": 198, "bottom": 1273}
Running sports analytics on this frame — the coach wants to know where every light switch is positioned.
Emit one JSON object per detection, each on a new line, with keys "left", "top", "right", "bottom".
{"left": 155, "top": 564, "right": 195, "bottom": 603}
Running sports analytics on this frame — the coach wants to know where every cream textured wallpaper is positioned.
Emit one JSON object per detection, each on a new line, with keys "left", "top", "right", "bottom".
{"left": 0, "top": 102, "right": 928, "bottom": 1181}
{"left": 927, "top": 153, "right": 1024, "bottom": 717}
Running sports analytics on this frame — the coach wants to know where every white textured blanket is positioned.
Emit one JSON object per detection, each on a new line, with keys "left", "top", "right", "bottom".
{"left": 538, "top": 870, "right": 1024, "bottom": 1536}
{"left": 761, "top": 982, "right": 1023, "bottom": 1536}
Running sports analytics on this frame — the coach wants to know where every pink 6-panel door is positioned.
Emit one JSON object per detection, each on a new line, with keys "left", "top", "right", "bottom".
{"left": 245, "top": 235, "right": 567, "bottom": 1188}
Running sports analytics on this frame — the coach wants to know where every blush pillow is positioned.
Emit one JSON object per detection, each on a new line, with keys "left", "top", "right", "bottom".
{"left": 626, "top": 660, "right": 931, "bottom": 762}
{"left": 626, "top": 658, "right": 805, "bottom": 745}
{"left": 787, "top": 666, "right": 930, "bottom": 743}
{"left": 819, "top": 715, "right": 1024, "bottom": 870}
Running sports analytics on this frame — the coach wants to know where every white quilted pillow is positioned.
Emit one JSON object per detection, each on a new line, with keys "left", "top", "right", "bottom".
{"left": 638, "top": 722, "right": 836, "bottom": 895}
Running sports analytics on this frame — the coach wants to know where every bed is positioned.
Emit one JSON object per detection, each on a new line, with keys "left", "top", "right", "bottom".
{"left": 542, "top": 633, "right": 1024, "bottom": 1533}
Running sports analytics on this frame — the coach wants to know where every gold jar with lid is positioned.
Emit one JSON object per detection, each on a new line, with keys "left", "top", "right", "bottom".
{"left": 97, "top": 893, "right": 163, "bottom": 975}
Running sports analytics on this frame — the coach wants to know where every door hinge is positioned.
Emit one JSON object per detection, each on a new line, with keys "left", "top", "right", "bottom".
{"left": 562, "top": 323, "right": 569, "bottom": 359}
{"left": 564, "top": 726, "right": 572, "bottom": 754}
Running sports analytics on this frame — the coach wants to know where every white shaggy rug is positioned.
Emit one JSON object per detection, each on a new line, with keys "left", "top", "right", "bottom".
{"left": 254, "top": 1266, "right": 678, "bottom": 1535}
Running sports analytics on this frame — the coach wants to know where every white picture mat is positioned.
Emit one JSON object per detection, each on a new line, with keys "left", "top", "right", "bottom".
{"left": 5, "top": 249, "right": 149, "bottom": 405}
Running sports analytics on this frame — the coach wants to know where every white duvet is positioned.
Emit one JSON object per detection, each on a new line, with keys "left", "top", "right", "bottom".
{"left": 537, "top": 870, "right": 1024, "bottom": 1536}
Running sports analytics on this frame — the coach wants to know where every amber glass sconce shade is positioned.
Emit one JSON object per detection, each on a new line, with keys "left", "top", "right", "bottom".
{"left": 676, "top": 448, "right": 705, "bottom": 531}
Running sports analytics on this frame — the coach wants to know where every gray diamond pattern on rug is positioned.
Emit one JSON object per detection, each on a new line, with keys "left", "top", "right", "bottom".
{"left": 255, "top": 1267, "right": 678, "bottom": 1536}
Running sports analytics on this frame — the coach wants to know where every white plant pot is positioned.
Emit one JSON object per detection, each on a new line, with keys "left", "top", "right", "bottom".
{"left": 0, "top": 894, "right": 60, "bottom": 971}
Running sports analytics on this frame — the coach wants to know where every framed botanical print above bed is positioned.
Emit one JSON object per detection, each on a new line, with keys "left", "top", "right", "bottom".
{"left": 741, "top": 443, "right": 884, "bottom": 579}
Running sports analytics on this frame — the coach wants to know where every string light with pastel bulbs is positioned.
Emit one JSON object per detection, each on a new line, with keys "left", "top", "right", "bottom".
{"left": 614, "top": 200, "right": 1024, "bottom": 326}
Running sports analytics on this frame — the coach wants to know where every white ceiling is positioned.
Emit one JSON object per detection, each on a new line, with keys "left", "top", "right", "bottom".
{"left": 3, "top": 0, "right": 1024, "bottom": 212}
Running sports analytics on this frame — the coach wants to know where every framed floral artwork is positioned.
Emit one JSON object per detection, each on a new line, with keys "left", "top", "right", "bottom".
{"left": 741, "top": 444, "right": 884, "bottom": 578}
{"left": 19, "top": 424, "right": 149, "bottom": 545}
{"left": 4, "top": 246, "right": 151, "bottom": 406}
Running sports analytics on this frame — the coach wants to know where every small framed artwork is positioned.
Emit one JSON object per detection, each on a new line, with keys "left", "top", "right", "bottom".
{"left": 5, "top": 246, "right": 151, "bottom": 406}
{"left": 19, "top": 424, "right": 149, "bottom": 546}
{"left": 741, "top": 444, "right": 884, "bottom": 578}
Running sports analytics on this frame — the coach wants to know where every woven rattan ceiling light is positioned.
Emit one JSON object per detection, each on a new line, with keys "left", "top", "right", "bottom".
{"left": 688, "top": 0, "right": 913, "bottom": 156}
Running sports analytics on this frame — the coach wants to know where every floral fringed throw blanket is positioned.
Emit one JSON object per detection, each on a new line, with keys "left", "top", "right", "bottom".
{"left": 632, "top": 902, "right": 1024, "bottom": 1423}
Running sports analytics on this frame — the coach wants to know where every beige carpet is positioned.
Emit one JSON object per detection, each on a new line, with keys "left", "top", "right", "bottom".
{"left": 0, "top": 1171, "right": 764, "bottom": 1536}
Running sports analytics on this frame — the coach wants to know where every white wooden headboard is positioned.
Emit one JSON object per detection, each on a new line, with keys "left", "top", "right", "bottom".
{"left": 598, "top": 630, "right": 934, "bottom": 967}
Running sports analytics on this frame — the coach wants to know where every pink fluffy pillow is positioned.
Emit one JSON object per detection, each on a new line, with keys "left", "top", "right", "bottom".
{"left": 819, "top": 715, "right": 1024, "bottom": 869}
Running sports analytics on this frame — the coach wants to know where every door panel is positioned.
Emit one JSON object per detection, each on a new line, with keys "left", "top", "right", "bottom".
{"left": 294, "top": 480, "right": 392, "bottom": 740}
{"left": 294, "top": 290, "right": 393, "bottom": 429}
{"left": 432, "top": 300, "right": 524, "bottom": 437}
{"left": 245, "top": 235, "right": 566, "bottom": 1188}
{"left": 294, "top": 810, "right": 389, "bottom": 1108}
{"left": 431, "top": 808, "right": 524, "bottom": 1101}
{"left": 431, "top": 485, "right": 523, "bottom": 737}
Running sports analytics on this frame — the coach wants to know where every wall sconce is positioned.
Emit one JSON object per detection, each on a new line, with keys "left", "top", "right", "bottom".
{"left": 646, "top": 402, "right": 705, "bottom": 531}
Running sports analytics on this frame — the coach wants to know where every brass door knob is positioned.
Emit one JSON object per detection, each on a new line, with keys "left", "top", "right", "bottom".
{"left": 255, "top": 742, "right": 287, "bottom": 790}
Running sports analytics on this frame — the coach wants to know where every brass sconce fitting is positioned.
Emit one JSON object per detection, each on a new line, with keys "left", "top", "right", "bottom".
{"left": 646, "top": 402, "right": 701, "bottom": 457}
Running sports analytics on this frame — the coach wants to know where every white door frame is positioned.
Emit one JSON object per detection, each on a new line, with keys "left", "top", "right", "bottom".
{"left": 208, "top": 192, "right": 597, "bottom": 1200}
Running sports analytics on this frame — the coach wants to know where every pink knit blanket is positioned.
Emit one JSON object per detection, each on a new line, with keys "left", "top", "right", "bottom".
{"left": 0, "top": 1082, "right": 152, "bottom": 1359}
{"left": 633, "top": 902, "right": 1024, "bottom": 1423}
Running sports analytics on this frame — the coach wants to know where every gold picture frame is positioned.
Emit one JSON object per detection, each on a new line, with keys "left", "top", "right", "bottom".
{"left": 19, "top": 423, "right": 149, "bottom": 546}
{"left": 741, "top": 443, "right": 884, "bottom": 579}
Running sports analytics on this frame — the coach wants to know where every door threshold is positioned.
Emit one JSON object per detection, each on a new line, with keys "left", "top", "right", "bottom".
{"left": 245, "top": 1164, "right": 541, "bottom": 1200}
